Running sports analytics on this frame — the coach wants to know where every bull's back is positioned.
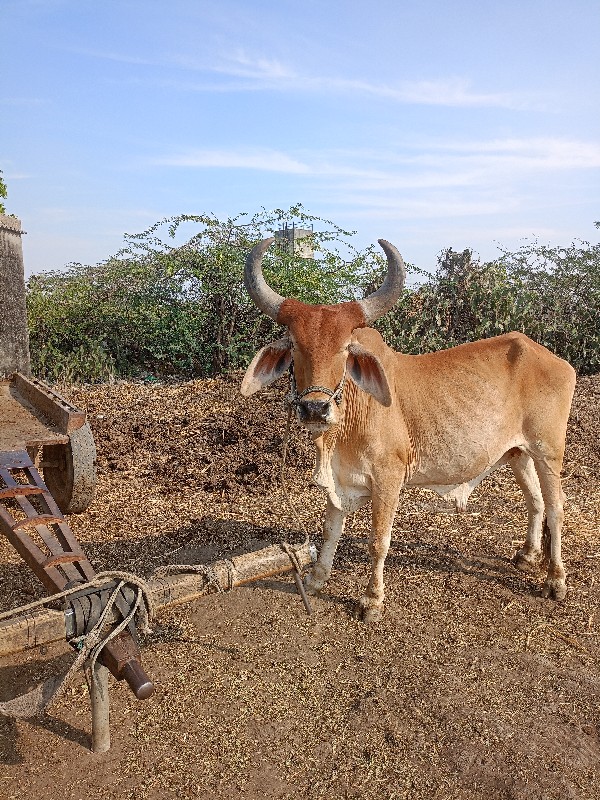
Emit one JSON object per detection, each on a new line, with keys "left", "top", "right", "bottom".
{"left": 401, "top": 332, "right": 574, "bottom": 401}
{"left": 391, "top": 332, "right": 575, "bottom": 482}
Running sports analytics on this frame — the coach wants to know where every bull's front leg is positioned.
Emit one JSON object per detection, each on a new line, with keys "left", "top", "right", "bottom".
{"left": 305, "top": 498, "right": 347, "bottom": 596}
{"left": 355, "top": 489, "right": 400, "bottom": 624}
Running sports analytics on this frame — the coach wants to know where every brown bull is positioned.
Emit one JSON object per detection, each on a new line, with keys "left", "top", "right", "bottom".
{"left": 241, "top": 238, "right": 576, "bottom": 622}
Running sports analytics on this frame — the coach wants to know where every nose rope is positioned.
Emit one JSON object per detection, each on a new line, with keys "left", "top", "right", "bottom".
{"left": 286, "top": 363, "right": 346, "bottom": 407}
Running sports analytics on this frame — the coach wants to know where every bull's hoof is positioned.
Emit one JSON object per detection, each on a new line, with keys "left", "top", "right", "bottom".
{"left": 353, "top": 598, "right": 383, "bottom": 624}
{"left": 304, "top": 571, "right": 325, "bottom": 596}
{"left": 513, "top": 548, "right": 542, "bottom": 574}
{"left": 541, "top": 578, "right": 567, "bottom": 601}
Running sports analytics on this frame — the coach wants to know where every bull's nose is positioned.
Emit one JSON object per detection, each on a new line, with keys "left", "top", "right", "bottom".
{"left": 297, "top": 400, "right": 331, "bottom": 423}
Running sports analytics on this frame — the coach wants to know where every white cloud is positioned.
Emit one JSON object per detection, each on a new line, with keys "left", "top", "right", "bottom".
{"left": 153, "top": 137, "right": 600, "bottom": 191}
{"left": 309, "top": 76, "right": 529, "bottom": 109}
{"left": 192, "top": 50, "right": 295, "bottom": 82}
{"left": 201, "top": 53, "right": 533, "bottom": 108}
{"left": 146, "top": 135, "right": 600, "bottom": 231}
{"left": 76, "top": 46, "right": 535, "bottom": 109}
{"left": 415, "top": 137, "right": 600, "bottom": 169}
{"left": 153, "top": 148, "right": 310, "bottom": 173}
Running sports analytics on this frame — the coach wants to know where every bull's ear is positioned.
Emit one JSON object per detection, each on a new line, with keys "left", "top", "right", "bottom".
{"left": 347, "top": 342, "right": 391, "bottom": 406}
{"left": 241, "top": 338, "right": 292, "bottom": 396}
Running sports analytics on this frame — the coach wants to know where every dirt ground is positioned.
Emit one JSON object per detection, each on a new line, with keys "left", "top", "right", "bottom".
{"left": 0, "top": 372, "right": 599, "bottom": 800}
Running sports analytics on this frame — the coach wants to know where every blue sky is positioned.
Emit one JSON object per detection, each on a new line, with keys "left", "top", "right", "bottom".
{"left": 2, "top": 0, "right": 599, "bottom": 277}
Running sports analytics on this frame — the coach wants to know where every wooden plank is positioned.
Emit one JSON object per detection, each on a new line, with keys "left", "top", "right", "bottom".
{"left": 148, "top": 541, "right": 316, "bottom": 608}
{"left": 11, "top": 372, "right": 86, "bottom": 434}
{"left": 0, "top": 385, "right": 68, "bottom": 450}
{"left": 0, "top": 610, "right": 66, "bottom": 657}
{"left": 0, "top": 542, "right": 317, "bottom": 657}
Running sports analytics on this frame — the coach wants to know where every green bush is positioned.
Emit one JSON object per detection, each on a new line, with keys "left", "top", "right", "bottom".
{"left": 27, "top": 205, "right": 382, "bottom": 382}
{"left": 27, "top": 208, "right": 600, "bottom": 383}
{"left": 27, "top": 256, "right": 202, "bottom": 383}
{"left": 369, "top": 237, "right": 600, "bottom": 374}
{"left": 0, "top": 170, "right": 7, "bottom": 215}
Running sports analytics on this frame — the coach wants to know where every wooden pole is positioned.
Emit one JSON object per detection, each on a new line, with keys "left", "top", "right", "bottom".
{"left": 90, "top": 662, "right": 111, "bottom": 753}
{"left": 0, "top": 541, "right": 316, "bottom": 658}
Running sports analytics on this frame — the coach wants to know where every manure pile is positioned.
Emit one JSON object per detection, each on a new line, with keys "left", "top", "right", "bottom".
{"left": 0, "top": 373, "right": 599, "bottom": 800}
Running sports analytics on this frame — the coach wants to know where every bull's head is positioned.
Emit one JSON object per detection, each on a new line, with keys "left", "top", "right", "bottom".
{"left": 241, "top": 238, "right": 406, "bottom": 435}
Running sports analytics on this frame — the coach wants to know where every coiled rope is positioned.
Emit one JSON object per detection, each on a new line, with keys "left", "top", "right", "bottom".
{"left": 0, "top": 571, "right": 152, "bottom": 719}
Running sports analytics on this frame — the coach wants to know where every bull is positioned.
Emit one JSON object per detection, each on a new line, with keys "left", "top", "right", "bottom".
{"left": 241, "top": 238, "right": 576, "bottom": 622}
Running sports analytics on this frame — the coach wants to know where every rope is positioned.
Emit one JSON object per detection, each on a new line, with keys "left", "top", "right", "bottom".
{"left": 279, "top": 405, "right": 312, "bottom": 551}
{"left": 0, "top": 571, "right": 152, "bottom": 720}
{"left": 279, "top": 385, "right": 317, "bottom": 615}
{"left": 280, "top": 541, "right": 304, "bottom": 575}
{"left": 0, "top": 570, "right": 153, "bottom": 631}
{"left": 286, "top": 362, "right": 346, "bottom": 408}
{"left": 152, "top": 561, "right": 236, "bottom": 592}
{"left": 278, "top": 400, "right": 315, "bottom": 616}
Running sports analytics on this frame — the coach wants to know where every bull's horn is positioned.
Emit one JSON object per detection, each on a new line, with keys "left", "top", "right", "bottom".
{"left": 244, "top": 237, "right": 285, "bottom": 320}
{"left": 359, "top": 239, "right": 406, "bottom": 324}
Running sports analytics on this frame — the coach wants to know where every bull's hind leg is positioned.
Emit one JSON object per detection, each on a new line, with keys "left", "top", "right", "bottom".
{"left": 534, "top": 458, "right": 567, "bottom": 600}
{"left": 305, "top": 498, "right": 347, "bottom": 596}
{"left": 510, "top": 451, "right": 546, "bottom": 573}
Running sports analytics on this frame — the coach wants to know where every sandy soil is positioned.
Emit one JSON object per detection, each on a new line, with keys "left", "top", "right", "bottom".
{"left": 0, "top": 372, "right": 599, "bottom": 800}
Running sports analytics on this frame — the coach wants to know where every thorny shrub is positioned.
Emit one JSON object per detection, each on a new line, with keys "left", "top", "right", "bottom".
{"left": 26, "top": 210, "right": 600, "bottom": 382}
{"left": 368, "top": 235, "right": 600, "bottom": 374}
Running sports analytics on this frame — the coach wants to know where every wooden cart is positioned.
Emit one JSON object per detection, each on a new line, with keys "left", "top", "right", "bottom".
{"left": 0, "top": 215, "right": 154, "bottom": 728}
{"left": 0, "top": 371, "right": 97, "bottom": 513}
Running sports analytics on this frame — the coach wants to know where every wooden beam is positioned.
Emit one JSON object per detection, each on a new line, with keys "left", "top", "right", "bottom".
{"left": 0, "top": 609, "right": 66, "bottom": 657}
{"left": 0, "top": 541, "right": 316, "bottom": 658}
{"left": 12, "top": 373, "right": 86, "bottom": 434}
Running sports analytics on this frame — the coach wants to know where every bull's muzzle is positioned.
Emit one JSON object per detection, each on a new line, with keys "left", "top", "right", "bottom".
{"left": 296, "top": 399, "right": 333, "bottom": 427}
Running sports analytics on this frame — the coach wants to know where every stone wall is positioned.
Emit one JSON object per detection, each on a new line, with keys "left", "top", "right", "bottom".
{"left": 0, "top": 215, "right": 31, "bottom": 377}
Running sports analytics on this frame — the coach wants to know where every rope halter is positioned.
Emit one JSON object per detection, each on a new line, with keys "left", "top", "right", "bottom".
{"left": 286, "top": 362, "right": 346, "bottom": 408}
